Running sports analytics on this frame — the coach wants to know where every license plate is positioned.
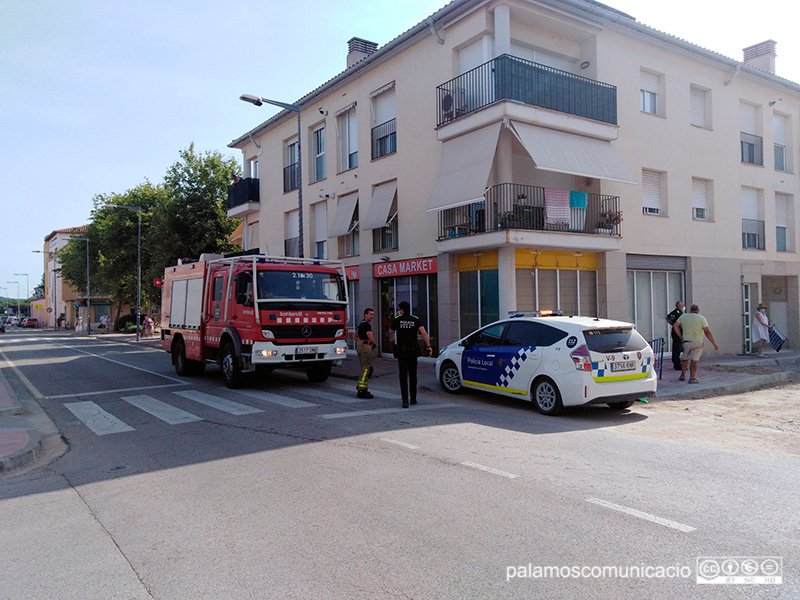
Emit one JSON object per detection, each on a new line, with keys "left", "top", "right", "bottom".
{"left": 296, "top": 346, "right": 318, "bottom": 355}
{"left": 611, "top": 360, "right": 636, "bottom": 372}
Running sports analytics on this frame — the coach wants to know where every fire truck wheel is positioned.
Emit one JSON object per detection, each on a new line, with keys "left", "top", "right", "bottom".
{"left": 306, "top": 362, "right": 332, "bottom": 382}
{"left": 220, "top": 342, "right": 244, "bottom": 388}
{"left": 173, "top": 338, "right": 205, "bottom": 376}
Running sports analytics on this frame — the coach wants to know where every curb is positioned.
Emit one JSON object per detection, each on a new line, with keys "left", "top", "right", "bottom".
{"left": 0, "top": 417, "right": 42, "bottom": 476}
{"left": 656, "top": 370, "right": 800, "bottom": 400}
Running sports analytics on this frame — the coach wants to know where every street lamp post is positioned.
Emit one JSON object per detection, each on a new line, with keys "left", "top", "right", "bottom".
{"left": 13, "top": 273, "right": 28, "bottom": 316}
{"left": 240, "top": 94, "right": 304, "bottom": 257}
{"left": 72, "top": 237, "right": 91, "bottom": 334}
{"left": 6, "top": 281, "right": 19, "bottom": 318}
{"left": 110, "top": 204, "right": 142, "bottom": 342}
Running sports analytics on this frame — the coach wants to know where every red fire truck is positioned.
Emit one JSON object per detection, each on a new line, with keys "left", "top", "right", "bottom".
{"left": 161, "top": 253, "right": 349, "bottom": 388}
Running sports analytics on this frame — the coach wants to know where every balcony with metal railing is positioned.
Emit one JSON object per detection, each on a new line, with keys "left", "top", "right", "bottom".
{"left": 436, "top": 54, "right": 617, "bottom": 127}
{"left": 371, "top": 118, "right": 397, "bottom": 159}
{"left": 283, "top": 163, "right": 300, "bottom": 192}
{"left": 437, "top": 183, "right": 621, "bottom": 240}
{"left": 227, "top": 177, "right": 260, "bottom": 217}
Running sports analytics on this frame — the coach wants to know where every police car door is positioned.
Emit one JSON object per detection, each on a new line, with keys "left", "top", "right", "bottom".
{"left": 496, "top": 320, "right": 544, "bottom": 395}
{"left": 461, "top": 322, "right": 509, "bottom": 390}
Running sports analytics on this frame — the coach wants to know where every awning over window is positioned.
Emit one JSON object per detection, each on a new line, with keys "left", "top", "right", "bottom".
{"left": 363, "top": 181, "right": 398, "bottom": 230}
{"left": 426, "top": 122, "right": 502, "bottom": 212}
{"left": 510, "top": 121, "right": 637, "bottom": 184}
{"left": 328, "top": 193, "right": 359, "bottom": 238}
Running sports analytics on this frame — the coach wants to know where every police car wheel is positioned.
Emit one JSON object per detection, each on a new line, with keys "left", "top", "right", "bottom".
{"left": 439, "top": 361, "right": 463, "bottom": 393}
{"left": 607, "top": 400, "right": 634, "bottom": 410}
{"left": 533, "top": 377, "right": 563, "bottom": 416}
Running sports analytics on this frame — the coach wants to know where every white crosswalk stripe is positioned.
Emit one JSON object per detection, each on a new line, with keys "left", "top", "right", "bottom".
{"left": 233, "top": 389, "right": 319, "bottom": 408}
{"left": 65, "top": 401, "right": 135, "bottom": 436}
{"left": 121, "top": 395, "right": 203, "bottom": 425}
{"left": 173, "top": 390, "right": 264, "bottom": 415}
{"left": 322, "top": 381, "right": 397, "bottom": 400}
{"left": 295, "top": 388, "right": 366, "bottom": 404}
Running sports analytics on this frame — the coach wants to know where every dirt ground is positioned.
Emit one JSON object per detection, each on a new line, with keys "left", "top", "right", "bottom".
{"left": 630, "top": 382, "right": 800, "bottom": 459}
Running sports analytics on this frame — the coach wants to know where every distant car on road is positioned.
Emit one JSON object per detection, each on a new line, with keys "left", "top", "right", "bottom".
{"left": 435, "top": 312, "right": 657, "bottom": 415}
{"left": 23, "top": 318, "right": 38, "bottom": 328}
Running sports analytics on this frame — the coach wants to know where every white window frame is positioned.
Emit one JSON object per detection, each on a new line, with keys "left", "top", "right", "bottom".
{"left": 774, "top": 113, "right": 788, "bottom": 172}
{"left": 312, "top": 125, "right": 326, "bottom": 182}
{"left": 640, "top": 70, "right": 661, "bottom": 116}
{"left": 336, "top": 105, "right": 358, "bottom": 172}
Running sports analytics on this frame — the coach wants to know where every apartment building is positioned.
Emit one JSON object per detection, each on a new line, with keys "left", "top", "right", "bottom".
{"left": 228, "top": 0, "right": 800, "bottom": 356}
{"left": 42, "top": 227, "right": 112, "bottom": 329}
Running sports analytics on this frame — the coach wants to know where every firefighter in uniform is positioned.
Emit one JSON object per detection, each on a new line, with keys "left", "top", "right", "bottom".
{"left": 389, "top": 301, "right": 432, "bottom": 408}
{"left": 356, "top": 308, "right": 376, "bottom": 399}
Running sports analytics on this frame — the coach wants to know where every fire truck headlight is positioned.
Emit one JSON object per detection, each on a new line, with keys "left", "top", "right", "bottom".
{"left": 335, "top": 328, "right": 345, "bottom": 338}
{"left": 261, "top": 329, "right": 276, "bottom": 340}
{"left": 256, "top": 349, "right": 278, "bottom": 357}
{"left": 334, "top": 346, "right": 347, "bottom": 355}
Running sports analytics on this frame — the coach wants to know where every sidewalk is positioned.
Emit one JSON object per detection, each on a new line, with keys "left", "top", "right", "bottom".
{"left": 1, "top": 329, "right": 798, "bottom": 476}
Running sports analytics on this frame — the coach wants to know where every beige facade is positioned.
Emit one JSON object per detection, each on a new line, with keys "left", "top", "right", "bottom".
{"left": 229, "top": 0, "right": 800, "bottom": 356}
{"left": 42, "top": 227, "right": 114, "bottom": 330}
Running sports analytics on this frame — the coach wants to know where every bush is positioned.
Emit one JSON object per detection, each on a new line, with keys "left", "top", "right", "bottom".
{"left": 115, "top": 314, "right": 137, "bottom": 332}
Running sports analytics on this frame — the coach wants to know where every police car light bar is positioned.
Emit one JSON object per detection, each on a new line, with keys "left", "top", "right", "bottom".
{"left": 508, "top": 310, "right": 564, "bottom": 318}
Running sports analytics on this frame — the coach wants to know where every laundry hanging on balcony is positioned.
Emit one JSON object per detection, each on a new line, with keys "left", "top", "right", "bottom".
{"left": 544, "top": 188, "right": 571, "bottom": 228}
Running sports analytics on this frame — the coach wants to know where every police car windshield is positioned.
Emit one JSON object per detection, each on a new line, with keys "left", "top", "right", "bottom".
{"left": 257, "top": 270, "right": 346, "bottom": 302}
{"left": 583, "top": 328, "right": 647, "bottom": 353}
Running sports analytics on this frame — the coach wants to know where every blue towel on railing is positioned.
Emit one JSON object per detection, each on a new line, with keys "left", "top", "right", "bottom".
{"left": 569, "top": 191, "right": 588, "bottom": 209}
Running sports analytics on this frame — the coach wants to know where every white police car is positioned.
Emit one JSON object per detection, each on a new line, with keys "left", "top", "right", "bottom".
{"left": 435, "top": 312, "right": 657, "bottom": 415}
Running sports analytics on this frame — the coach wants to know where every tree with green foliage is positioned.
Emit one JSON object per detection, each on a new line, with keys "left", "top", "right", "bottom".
{"left": 58, "top": 144, "right": 240, "bottom": 327}
{"left": 148, "top": 143, "right": 240, "bottom": 282}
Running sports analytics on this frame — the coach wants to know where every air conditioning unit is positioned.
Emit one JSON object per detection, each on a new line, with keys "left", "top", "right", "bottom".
{"left": 441, "top": 87, "right": 467, "bottom": 120}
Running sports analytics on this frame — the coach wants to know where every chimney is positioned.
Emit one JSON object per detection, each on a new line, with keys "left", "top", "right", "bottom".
{"left": 347, "top": 37, "right": 378, "bottom": 68}
{"left": 743, "top": 40, "right": 777, "bottom": 74}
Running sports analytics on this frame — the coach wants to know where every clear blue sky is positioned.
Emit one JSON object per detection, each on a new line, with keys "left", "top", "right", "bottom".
{"left": 1, "top": 0, "right": 797, "bottom": 301}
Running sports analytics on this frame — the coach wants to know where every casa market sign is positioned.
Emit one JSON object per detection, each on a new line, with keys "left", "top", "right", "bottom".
{"left": 373, "top": 257, "right": 437, "bottom": 278}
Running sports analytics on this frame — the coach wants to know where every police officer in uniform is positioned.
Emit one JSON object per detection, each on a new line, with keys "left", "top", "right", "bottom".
{"left": 389, "top": 301, "right": 432, "bottom": 408}
{"left": 356, "top": 307, "right": 376, "bottom": 398}
{"left": 665, "top": 300, "right": 685, "bottom": 371}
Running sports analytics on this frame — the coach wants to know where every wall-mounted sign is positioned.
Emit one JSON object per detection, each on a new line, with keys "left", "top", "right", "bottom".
{"left": 373, "top": 257, "right": 437, "bottom": 278}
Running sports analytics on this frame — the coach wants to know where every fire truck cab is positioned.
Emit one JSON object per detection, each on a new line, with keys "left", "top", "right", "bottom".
{"left": 161, "top": 253, "right": 349, "bottom": 388}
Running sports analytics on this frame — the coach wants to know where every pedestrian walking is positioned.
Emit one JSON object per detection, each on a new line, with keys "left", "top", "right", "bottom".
{"left": 752, "top": 303, "right": 772, "bottom": 358}
{"left": 673, "top": 304, "right": 719, "bottom": 384}
{"left": 356, "top": 307, "right": 376, "bottom": 399}
{"left": 389, "top": 301, "right": 432, "bottom": 408}
{"left": 665, "top": 300, "right": 685, "bottom": 370}
{"left": 99, "top": 313, "right": 109, "bottom": 334}
{"left": 143, "top": 315, "right": 154, "bottom": 338}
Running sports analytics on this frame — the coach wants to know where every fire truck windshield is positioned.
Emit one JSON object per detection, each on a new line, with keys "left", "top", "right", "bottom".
{"left": 257, "top": 270, "right": 346, "bottom": 302}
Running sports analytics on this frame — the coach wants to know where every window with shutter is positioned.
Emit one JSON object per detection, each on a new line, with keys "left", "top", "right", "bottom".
{"left": 776, "top": 193, "right": 790, "bottom": 252}
{"left": 641, "top": 170, "right": 662, "bottom": 215}
{"left": 692, "top": 178, "right": 709, "bottom": 220}
{"left": 690, "top": 86, "right": 708, "bottom": 128}
{"left": 774, "top": 114, "right": 788, "bottom": 172}
{"left": 640, "top": 70, "right": 660, "bottom": 115}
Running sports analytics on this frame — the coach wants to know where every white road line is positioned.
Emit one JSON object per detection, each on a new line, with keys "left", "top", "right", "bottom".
{"left": 380, "top": 438, "right": 420, "bottom": 450}
{"left": 121, "top": 395, "right": 203, "bottom": 425}
{"left": 65, "top": 401, "right": 134, "bottom": 436}
{"left": 586, "top": 498, "right": 697, "bottom": 533}
{"left": 233, "top": 389, "right": 318, "bottom": 409}
{"left": 173, "top": 390, "right": 264, "bottom": 415}
{"left": 306, "top": 389, "right": 366, "bottom": 404}
{"left": 318, "top": 403, "right": 456, "bottom": 419}
{"left": 0, "top": 347, "right": 44, "bottom": 399}
{"left": 48, "top": 383, "right": 188, "bottom": 400}
{"left": 322, "top": 381, "right": 396, "bottom": 400}
{"left": 55, "top": 343, "right": 185, "bottom": 383}
{"left": 461, "top": 461, "right": 519, "bottom": 479}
